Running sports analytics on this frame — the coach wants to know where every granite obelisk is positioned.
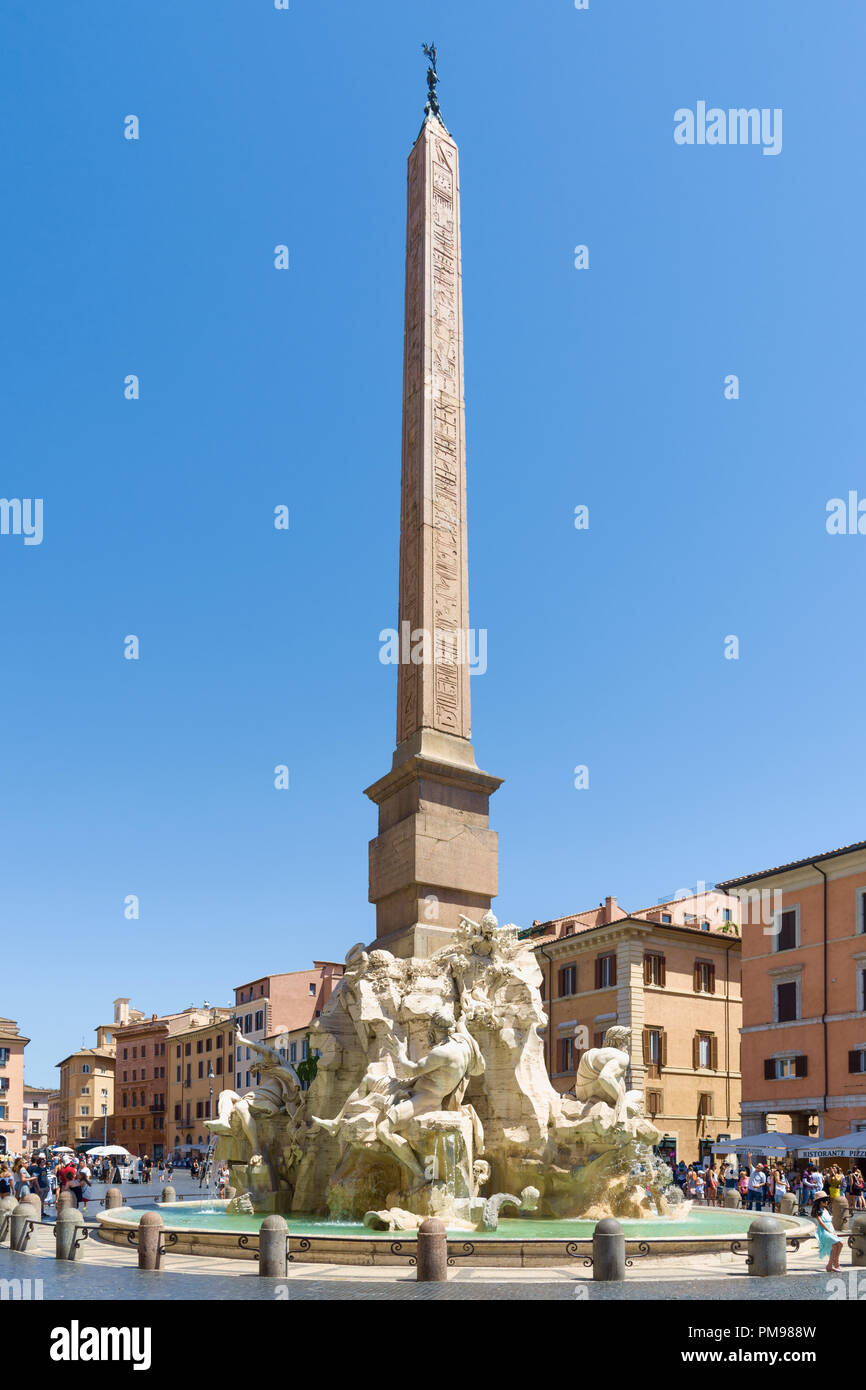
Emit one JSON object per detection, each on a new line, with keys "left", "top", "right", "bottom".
{"left": 365, "top": 53, "right": 502, "bottom": 958}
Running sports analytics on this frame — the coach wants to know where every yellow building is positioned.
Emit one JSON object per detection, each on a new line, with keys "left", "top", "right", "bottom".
{"left": 0, "top": 1017, "right": 29, "bottom": 1156}
{"left": 528, "top": 891, "right": 743, "bottom": 1164}
{"left": 56, "top": 1026, "right": 116, "bottom": 1147}
{"left": 165, "top": 1008, "right": 234, "bottom": 1159}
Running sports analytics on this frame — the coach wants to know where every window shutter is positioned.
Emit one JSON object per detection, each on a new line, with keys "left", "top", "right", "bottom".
{"left": 692, "top": 1034, "right": 700, "bottom": 1069}
{"left": 850, "top": 1049, "right": 862, "bottom": 1074}
{"left": 659, "top": 955, "right": 666, "bottom": 987}
{"left": 644, "top": 955, "right": 651, "bottom": 986}
{"left": 642, "top": 1027, "right": 651, "bottom": 1063}
{"left": 693, "top": 961, "right": 700, "bottom": 992}
{"left": 660, "top": 1030, "right": 668, "bottom": 1066}
{"left": 764, "top": 1058, "right": 775, "bottom": 1081}
{"left": 710, "top": 1034, "right": 719, "bottom": 1070}
{"left": 595, "top": 958, "right": 601, "bottom": 990}
{"left": 610, "top": 955, "right": 617, "bottom": 987}
{"left": 708, "top": 962, "right": 716, "bottom": 995}
{"left": 794, "top": 1054, "right": 808, "bottom": 1078}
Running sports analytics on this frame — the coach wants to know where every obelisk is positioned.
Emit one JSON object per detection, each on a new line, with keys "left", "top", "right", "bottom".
{"left": 364, "top": 48, "right": 502, "bottom": 959}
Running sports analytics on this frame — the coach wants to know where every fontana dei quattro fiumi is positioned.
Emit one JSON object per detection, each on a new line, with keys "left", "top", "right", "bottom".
{"left": 97, "top": 55, "right": 812, "bottom": 1267}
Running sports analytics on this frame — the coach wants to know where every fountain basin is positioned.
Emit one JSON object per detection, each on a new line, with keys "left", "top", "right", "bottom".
{"left": 96, "top": 1201, "right": 815, "bottom": 1266}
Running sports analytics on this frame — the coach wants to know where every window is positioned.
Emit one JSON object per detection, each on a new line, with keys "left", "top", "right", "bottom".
{"left": 724, "top": 908, "right": 732, "bottom": 922}
{"left": 216, "top": 1034, "right": 223, "bottom": 1048}
{"left": 101, "top": 1088, "right": 108, "bottom": 1097}
{"left": 595, "top": 954, "right": 616, "bottom": 989}
{"left": 101, "top": 1105, "right": 107, "bottom": 1116}
{"left": 198, "top": 1062, "right": 204, "bottom": 1079}
{"left": 255, "top": 1010, "right": 264, "bottom": 1030}
{"left": 185, "top": 1043, "right": 191, "bottom": 1056}
{"left": 558, "top": 1037, "right": 575, "bottom": 1072}
{"left": 646, "top": 1090, "right": 663, "bottom": 1116}
{"left": 175, "top": 1067, "right": 181, "bottom": 1083}
{"left": 775, "top": 979, "right": 799, "bottom": 1023}
{"left": 236, "top": 1072, "right": 241, "bottom": 1088}
{"left": 122, "top": 1094, "right": 128, "bottom": 1108}
{"left": 80, "top": 1086, "right": 90, "bottom": 1095}
{"left": 206, "top": 1038, "right": 212, "bottom": 1052}
{"left": 859, "top": 967, "right": 866, "bottom": 1014}
{"left": 564, "top": 922, "right": 575, "bottom": 936}
{"left": 244, "top": 1014, "right": 253, "bottom": 1032}
{"left": 290, "top": 1044, "right": 297, "bottom": 1063}
{"left": 642, "top": 1027, "right": 666, "bottom": 1075}
{"left": 765, "top": 1055, "right": 808, "bottom": 1080}
{"left": 123, "top": 1048, "right": 128, "bottom": 1060}
{"left": 309, "top": 984, "right": 316, "bottom": 997}
{"left": 176, "top": 1046, "right": 181, "bottom": 1058}
{"left": 661, "top": 914, "right": 672, "bottom": 924}
{"left": 174, "top": 1104, "right": 181, "bottom": 1120}
{"left": 693, "top": 1033, "right": 718, "bottom": 1070}
{"left": 644, "top": 953, "right": 665, "bottom": 987}
{"left": 559, "top": 964, "right": 577, "bottom": 996}
{"left": 302, "top": 1039, "right": 309, "bottom": 1059}
{"left": 857, "top": 888, "right": 866, "bottom": 935}
{"left": 81, "top": 1063, "right": 90, "bottom": 1074}
{"left": 593, "top": 1031, "right": 605, "bottom": 1049}
{"left": 694, "top": 960, "right": 715, "bottom": 994}
{"left": 848, "top": 1049, "right": 866, "bottom": 1075}
{"left": 196, "top": 1041, "right": 203, "bottom": 1054}
{"left": 698, "top": 1092, "right": 713, "bottom": 1118}
{"left": 700, "top": 922, "right": 710, "bottom": 932}
{"left": 0, "top": 1048, "right": 9, "bottom": 1066}
{"left": 196, "top": 1102, "right": 203, "bottom": 1119}
{"left": 80, "top": 1106, "right": 89, "bottom": 1116}
{"left": 774, "top": 907, "right": 798, "bottom": 952}
{"left": 216, "top": 1057, "right": 223, "bottom": 1075}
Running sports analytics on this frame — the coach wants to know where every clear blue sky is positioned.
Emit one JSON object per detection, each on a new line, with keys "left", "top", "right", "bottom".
{"left": 3, "top": 1, "right": 864, "bottom": 1084}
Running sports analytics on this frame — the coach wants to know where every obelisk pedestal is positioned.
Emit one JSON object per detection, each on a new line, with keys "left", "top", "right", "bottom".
{"left": 365, "top": 104, "right": 502, "bottom": 959}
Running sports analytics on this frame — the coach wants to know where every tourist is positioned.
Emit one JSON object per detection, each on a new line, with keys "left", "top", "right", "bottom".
{"left": 847, "top": 1167, "right": 865, "bottom": 1212}
{"left": 812, "top": 1195, "right": 843, "bottom": 1274}
{"left": 34, "top": 1159, "right": 51, "bottom": 1210}
{"left": 144, "top": 1155, "right": 153, "bottom": 1184}
{"left": 748, "top": 1164, "right": 768, "bottom": 1211}
{"left": 157, "top": 1157, "right": 165, "bottom": 1184}
{"left": 705, "top": 1165, "right": 719, "bottom": 1207}
{"left": 217, "top": 1164, "right": 229, "bottom": 1199}
{"left": 13, "top": 1160, "right": 33, "bottom": 1199}
{"left": 772, "top": 1168, "right": 789, "bottom": 1211}
{"left": 66, "top": 1159, "right": 83, "bottom": 1208}
{"left": 0, "top": 1164, "right": 13, "bottom": 1198}
{"left": 693, "top": 1169, "right": 706, "bottom": 1205}
{"left": 738, "top": 1168, "right": 749, "bottom": 1208}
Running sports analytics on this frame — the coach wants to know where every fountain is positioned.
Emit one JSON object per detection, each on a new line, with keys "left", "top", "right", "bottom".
{"left": 96, "top": 921, "right": 813, "bottom": 1261}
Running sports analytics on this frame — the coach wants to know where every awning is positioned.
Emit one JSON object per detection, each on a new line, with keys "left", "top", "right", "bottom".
{"left": 711, "top": 1131, "right": 813, "bottom": 1155}
{"left": 800, "top": 1130, "right": 866, "bottom": 1157}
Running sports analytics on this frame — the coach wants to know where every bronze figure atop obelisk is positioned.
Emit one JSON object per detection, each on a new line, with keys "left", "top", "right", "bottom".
{"left": 364, "top": 51, "right": 502, "bottom": 959}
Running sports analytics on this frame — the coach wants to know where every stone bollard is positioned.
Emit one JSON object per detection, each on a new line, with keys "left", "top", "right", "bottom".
{"left": 10, "top": 1200, "right": 37, "bottom": 1252}
{"left": 850, "top": 1213, "right": 866, "bottom": 1267}
{"left": 22, "top": 1192, "right": 42, "bottom": 1217}
{"left": 779, "top": 1193, "right": 798, "bottom": 1217}
{"left": 160, "top": 1185, "right": 177, "bottom": 1204}
{"left": 258, "top": 1215, "right": 288, "bottom": 1277}
{"left": 748, "top": 1215, "right": 787, "bottom": 1277}
{"left": 137, "top": 1211, "right": 164, "bottom": 1270}
{"left": 56, "top": 1191, "right": 74, "bottom": 1215}
{"left": 226, "top": 1187, "right": 237, "bottom": 1201}
{"left": 724, "top": 1188, "right": 741, "bottom": 1209}
{"left": 593, "top": 1218, "right": 626, "bottom": 1281}
{"left": 103, "top": 1187, "right": 123, "bottom": 1210}
{"left": 55, "top": 1207, "right": 86, "bottom": 1262}
{"left": 831, "top": 1197, "right": 848, "bottom": 1232}
{"left": 416, "top": 1217, "right": 448, "bottom": 1282}
{"left": 0, "top": 1194, "right": 17, "bottom": 1244}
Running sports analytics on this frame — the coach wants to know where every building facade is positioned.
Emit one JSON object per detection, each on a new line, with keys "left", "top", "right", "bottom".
{"left": 719, "top": 839, "right": 866, "bottom": 1141}
{"left": 232, "top": 964, "right": 344, "bottom": 1093}
{"left": 166, "top": 1009, "right": 234, "bottom": 1158}
{"left": 22, "top": 1085, "right": 55, "bottom": 1152}
{"left": 56, "top": 1028, "right": 116, "bottom": 1148}
{"left": 528, "top": 891, "right": 742, "bottom": 1164}
{"left": 0, "top": 1017, "right": 29, "bottom": 1155}
{"left": 114, "top": 1004, "right": 231, "bottom": 1158}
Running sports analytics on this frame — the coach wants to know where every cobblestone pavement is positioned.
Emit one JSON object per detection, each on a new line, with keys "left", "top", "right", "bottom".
{"left": 0, "top": 1192, "right": 855, "bottom": 1301}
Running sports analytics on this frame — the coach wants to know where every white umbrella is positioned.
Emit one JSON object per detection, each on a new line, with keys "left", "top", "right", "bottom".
{"left": 85, "top": 1145, "right": 133, "bottom": 1157}
{"left": 51, "top": 1145, "right": 74, "bottom": 1153}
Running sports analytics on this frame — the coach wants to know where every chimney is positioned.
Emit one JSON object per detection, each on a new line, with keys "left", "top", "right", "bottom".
{"left": 604, "top": 896, "right": 618, "bottom": 923}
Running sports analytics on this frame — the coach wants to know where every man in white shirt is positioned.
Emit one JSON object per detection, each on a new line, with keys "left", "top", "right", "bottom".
{"left": 747, "top": 1164, "right": 767, "bottom": 1211}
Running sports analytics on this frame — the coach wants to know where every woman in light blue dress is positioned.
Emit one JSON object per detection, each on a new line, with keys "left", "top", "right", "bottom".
{"left": 811, "top": 1195, "right": 842, "bottom": 1272}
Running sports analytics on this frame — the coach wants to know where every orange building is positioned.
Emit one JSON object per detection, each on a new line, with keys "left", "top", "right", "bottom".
{"left": 718, "top": 839, "right": 866, "bottom": 1141}
{"left": 56, "top": 1029, "right": 115, "bottom": 1148}
{"left": 527, "top": 891, "right": 742, "bottom": 1164}
{"left": 0, "top": 1017, "right": 30, "bottom": 1155}
{"left": 232, "top": 963, "right": 344, "bottom": 1093}
{"left": 166, "top": 1008, "right": 234, "bottom": 1159}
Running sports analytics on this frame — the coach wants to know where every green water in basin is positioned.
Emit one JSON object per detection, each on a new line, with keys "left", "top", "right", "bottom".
{"left": 106, "top": 1203, "right": 791, "bottom": 1241}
